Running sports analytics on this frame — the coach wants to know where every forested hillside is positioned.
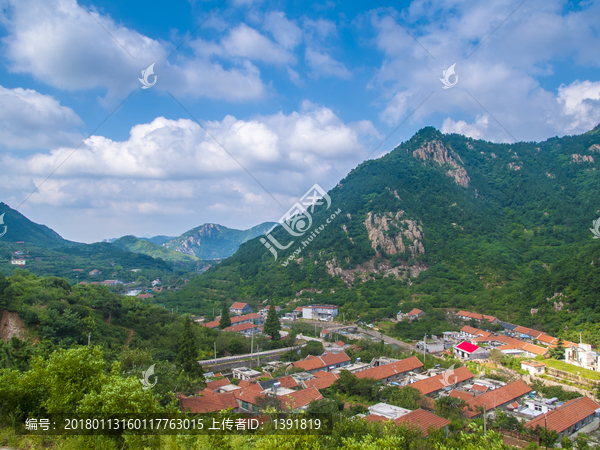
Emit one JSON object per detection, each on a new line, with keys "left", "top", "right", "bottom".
{"left": 160, "top": 125, "right": 600, "bottom": 343}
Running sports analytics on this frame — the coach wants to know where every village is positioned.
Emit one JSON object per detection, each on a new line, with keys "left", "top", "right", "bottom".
{"left": 169, "top": 303, "right": 600, "bottom": 447}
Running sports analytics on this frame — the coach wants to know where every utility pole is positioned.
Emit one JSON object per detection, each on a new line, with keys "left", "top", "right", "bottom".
{"left": 423, "top": 333, "right": 427, "bottom": 361}
{"left": 87, "top": 333, "right": 91, "bottom": 346}
{"left": 251, "top": 318, "right": 254, "bottom": 368}
{"left": 544, "top": 415, "right": 548, "bottom": 450}
{"left": 483, "top": 403, "right": 486, "bottom": 434}
{"left": 214, "top": 342, "right": 217, "bottom": 361}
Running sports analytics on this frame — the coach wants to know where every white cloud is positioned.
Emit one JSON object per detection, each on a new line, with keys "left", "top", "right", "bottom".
{"left": 369, "top": 0, "right": 600, "bottom": 142}
{"left": 442, "top": 115, "right": 489, "bottom": 140}
{"left": 0, "top": 0, "right": 272, "bottom": 103}
{"left": 1, "top": 104, "right": 377, "bottom": 241}
{"left": 221, "top": 24, "right": 296, "bottom": 64}
{"left": 305, "top": 48, "right": 351, "bottom": 79}
{"left": 263, "top": 11, "right": 302, "bottom": 50}
{"left": 0, "top": 85, "right": 83, "bottom": 150}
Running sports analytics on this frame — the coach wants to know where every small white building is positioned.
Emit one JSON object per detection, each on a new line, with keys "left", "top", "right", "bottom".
{"left": 302, "top": 305, "right": 338, "bottom": 321}
{"left": 454, "top": 341, "right": 489, "bottom": 360}
{"left": 368, "top": 403, "right": 411, "bottom": 420}
{"left": 232, "top": 367, "right": 263, "bottom": 381}
{"left": 10, "top": 259, "right": 26, "bottom": 265}
{"left": 520, "top": 361, "right": 546, "bottom": 376}
{"left": 565, "top": 343, "right": 600, "bottom": 371}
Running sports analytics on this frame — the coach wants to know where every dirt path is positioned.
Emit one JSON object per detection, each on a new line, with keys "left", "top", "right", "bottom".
{"left": 125, "top": 328, "right": 134, "bottom": 346}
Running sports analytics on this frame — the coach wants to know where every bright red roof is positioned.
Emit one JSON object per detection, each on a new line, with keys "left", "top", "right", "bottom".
{"left": 180, "top": 392, "right": 237, "bottom": 413}
{"left": 395, "top": 409, "right": 450, "bottom": 437}
{"left": 455, "top": 341, "right": 481, "bottom": 353}
{"left": 231, "top": 302, "right": 248, "bottom": 309}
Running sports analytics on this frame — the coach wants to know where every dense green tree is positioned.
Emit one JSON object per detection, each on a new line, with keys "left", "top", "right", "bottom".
{"left": 301, "top": 340, "right": 324, "bottom": 357}
{"left": 264, "top": 302, "right": 281, "bottom": 340}
{"left": 219, "top": 303, "right": 231, "bottom": 329}
{"left": 176, "top": 317, "right": 205, "bottom": 380}
{"left": 549, "top": 337, "right": 566, "bottom": 360}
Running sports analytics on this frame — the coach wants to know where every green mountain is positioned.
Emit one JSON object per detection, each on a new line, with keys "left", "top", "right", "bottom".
{"left": 112, "top": 235, "right": 199, "bottom": 263}
{"left": 139, "top": 235, "right": 175, "bottom": 246}
{"left": 0, "top": 202, "right": 70, "bottom": 247}
{"left": 161, "top": 124, "right": 600, "bottom": 343}
{"left": 0, "top": 203, "right": 184, "bottom": 282}
{"left": 163, "top": 222, "right": 276, "bottom": 259}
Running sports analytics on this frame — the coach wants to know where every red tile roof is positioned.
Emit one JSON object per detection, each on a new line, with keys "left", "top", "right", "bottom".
{"left": 355, "top": 356, "right": 424, "bottom": 381}
{"left": 238, "top": 380, "right": 263, "bottom": 391}
{"left": 321, "top": 352, "right": 351, "bottom": 366}
{"left": 280, "top": 387, "right": 323, "bottom": 411}
{"left": 471, "top": 384, "right": 489, "bottom": 393}
{"left": 234, "top": 388, "right": 264, "bottom": 405}
{"left": 407, "top": 308, "right": 423, "bottom": 316}
{"left": 457, "top": 311, "right": 497, "bottom": 323}
{"left": 522, "top": 343, "right": 548, "bottom": 356}
{"left": 395, "top": 409, "right": 450, "bottom": 437}
{"left": 180, "top": 392, "right": 238, "bottom": 413}
{"left": 524, "top": 397, "right": 600, "bottom": 434}
{"left": 335, "top": 340, "right": 346, "bottom": 347}
{"left": 231, "top": 302, "right": 248, "bottom": 309}
{"left": 456, "top": 341, "right": 481, "bottom": 353}
{"left": 223, "top": 322, "right": 261, "bottom": 333}
{"left": 231, "top": 313, "right": 261, "bottom": 324}
{"left": 536, "top": 335, "right": 558, "bottom": 345}
{"left": 277, "top": 375, "right": 299, "bottom": 389}
{"left": 465, "top": 380, "right": 532, "bottom": 418}
{"left": 365, "top": 414, "right": 388, "bottom": 423}
{"left": 450, "top": 390, "right": 475, "bottom": 401}
{"left": 460, "top": 326, "right": 491, "bottom": 337}
{"left": 527, "top": 329, "right": 544, "bottom": 339}
{"left": 206, "top": 378, "right": 230, "bottom": 390}
{"left": 513, "top": 326, "right": 530, "bottom": 334}
{"left": 407, "top": 366, "right": 475, "bottom": 396}
{"left": 304, "top": 372, "right": 339, "bottom": 390}
{"left": 293, "top": 352, "right": 351, "bottom": 372}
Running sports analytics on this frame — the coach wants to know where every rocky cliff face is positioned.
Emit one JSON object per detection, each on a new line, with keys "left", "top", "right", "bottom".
{"left": 412, "top": 140, "right": 470, "bottom": 187}
{"left": 167, "top": 224, "right": 224, "bottom": 256}
{"left": 324, "top": 210, "right": 426, "bottom": 286}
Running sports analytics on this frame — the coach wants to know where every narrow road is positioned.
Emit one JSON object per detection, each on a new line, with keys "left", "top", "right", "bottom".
{"left": 197, "top": 344, "right": 306, "bottom": 366}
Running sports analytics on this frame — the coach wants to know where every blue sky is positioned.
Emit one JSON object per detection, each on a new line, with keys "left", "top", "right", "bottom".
{"left": 0, "top": 0, "right": 599, "bottom": 242}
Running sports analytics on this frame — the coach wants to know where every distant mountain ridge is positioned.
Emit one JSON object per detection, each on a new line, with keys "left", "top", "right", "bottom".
{"left": 0, "top": 203, "right": 70, "bottom": 247}
{"left": 111, "top": 236, "right": 199, "bottom": 263}
{"left": 162, "top": 222, "right": 277, "bottom": 260}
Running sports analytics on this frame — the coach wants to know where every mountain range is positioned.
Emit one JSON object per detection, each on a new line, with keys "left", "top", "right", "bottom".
{"left": 158, "top": 124, "right": 600, "bottom": 342}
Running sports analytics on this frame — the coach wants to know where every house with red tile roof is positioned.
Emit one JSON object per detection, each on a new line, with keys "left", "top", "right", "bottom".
{"left": 536, "top": 334, "right": 558, "bottom": 345}
{"left": 234, "top": 388, "right": 265, "bottom": 412}
{"left": 456, "top": 311, "right": 499, "bottom": 324}
{"left": 449, "top": 390, "right": 475, "bottom": 402}
{"left": 454, "top": 341, "right": 489, "bottom": 360}
{"left": 202, "top": 312, "right": 264, "bottom": 329}
{"left": 303, "top": 371, "right": 339, "bottom": 390}
{"left": 398, "top": 308, "right": 425, "bottom": 322}
{"left": 276, "top": 375, "right": 299, "bottom": 390}
{"left": 460, "top": 326, "right": 491, "bottom": 340}
{"left": 355, "top": 356, "right": 424, "bottom": 384}
{"left": 292, "top": 352, "right": 351, "bottom": 374}
{"left": 464, "top": 380, "right": 532, "bottom": 418}
{"left": 223, "top": 322, "right": 262, "bottom": 336}
{"left": 524, "top": 396, "right": 600, "bottom": 440}
{"left": 396, "top": 409, "right": 451, "bottom": 437}
{"left": 179, "top": 392, "right": 238, "bottom": 413}
{"left": 230, "top": 302, "right": 252, "bottom": 315}
{"left": 365, "top": 409, "right": 450, "bottom": 437}
{"left": 526, "top": 329, "right": 544, "bottom": 339}
{"left": 471, "top": 384, "right": 489, "bottom": 394}
{"left": 280, "top": 387, "right": 323, "bottom": 411}
{"left": 320, "top": 329, "right": 331, "bottom": 338}
{"left": 206, "top": 378, "right": 231, "bottom": 391}
{"left": 138, "top": 293, "right": 153, "bottom": 299}
{"left": 406, "top": 366, "right": 474, "bottom": 397}
{"left": 520, "top": 361, "right": 546, "bottom": 376}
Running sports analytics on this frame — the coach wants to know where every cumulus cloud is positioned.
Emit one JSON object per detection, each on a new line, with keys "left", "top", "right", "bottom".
{"left": 369, "top": 0, "right": 600, "bottom": 142}
{"left": 1, "top": 104, "right": 377, "bottom": 240}
{"left": 0, "top": 85, "right": 83, "bottom": 150}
